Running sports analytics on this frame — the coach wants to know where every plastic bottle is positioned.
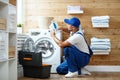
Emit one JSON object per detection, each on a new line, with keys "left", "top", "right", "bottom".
{"left": 49, "top": 20, "right": 58, "bottom": 31}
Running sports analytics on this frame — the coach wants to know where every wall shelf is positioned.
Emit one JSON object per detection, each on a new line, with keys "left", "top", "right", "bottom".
{"left": 67, "top": 10, "right": 84, "bottom": 14}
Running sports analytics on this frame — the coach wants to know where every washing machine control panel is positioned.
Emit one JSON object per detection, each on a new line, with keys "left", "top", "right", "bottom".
{"left": 29, "top": 29, "right": 51, "bottom": 36}
{"left": 30, "top": 31, "right": 40, "bottom": 36}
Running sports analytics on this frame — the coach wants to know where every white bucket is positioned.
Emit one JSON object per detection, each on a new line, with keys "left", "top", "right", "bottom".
{"left": 38, "top": 16, "right": 54, "bottom": 29}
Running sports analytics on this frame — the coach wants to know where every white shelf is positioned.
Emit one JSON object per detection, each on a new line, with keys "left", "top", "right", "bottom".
{"left": 67, "top": 10, "right": 84, "bottom": 14}
{"left": 0, "top": 0, "right": 17, "bottom": 80}
{"left": 0, "top": 58, "right": 8, "bottom": 62}
{"left": 9, "top": 57, "right": 16, "bottom": 60}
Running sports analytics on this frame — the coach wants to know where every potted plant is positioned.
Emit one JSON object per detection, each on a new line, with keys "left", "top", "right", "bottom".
{"left": 17, "top": 23, "right": 23, "bottom": 34}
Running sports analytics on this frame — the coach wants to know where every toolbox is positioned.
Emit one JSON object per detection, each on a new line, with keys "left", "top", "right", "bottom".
{"left": 18, "top": 51, "right": 52, "bottom": 78}
{"left": 23, "top": 64, "right": 51, "bottom": 78}
{"left": 18, "top": 51, "right": 42, "bottom": 67}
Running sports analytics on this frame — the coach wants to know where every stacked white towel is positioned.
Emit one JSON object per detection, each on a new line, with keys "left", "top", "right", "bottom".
{"left": 67, "top": 6, "right": 84, "bottom": 14}
{"left": 91, "top": 16, "right": 110, "bottom": 28}
{"left": 90, "top": 37, "right": 111, "bottom": 55}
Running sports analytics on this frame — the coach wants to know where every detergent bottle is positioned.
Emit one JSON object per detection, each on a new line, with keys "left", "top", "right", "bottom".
{"left": 49, "top": 20, "right": 58, "bottom": 32}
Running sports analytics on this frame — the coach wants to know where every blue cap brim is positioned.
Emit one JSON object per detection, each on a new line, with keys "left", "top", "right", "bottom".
{"left": 64, "top": 19, "right": 71, "bottom": 25}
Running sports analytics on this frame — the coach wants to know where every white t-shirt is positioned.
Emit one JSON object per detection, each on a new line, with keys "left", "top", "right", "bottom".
{"left": 66, "top": 31, "right": 89, "bottom": 54}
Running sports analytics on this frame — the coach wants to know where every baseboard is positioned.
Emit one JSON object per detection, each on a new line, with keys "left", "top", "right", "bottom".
{"left": 85, "top": 66, "right": 120, "bottom": 72}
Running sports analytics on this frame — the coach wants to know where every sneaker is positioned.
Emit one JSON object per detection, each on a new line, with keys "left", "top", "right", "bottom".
{"left": 81, "top": 68, "right": 91, "bottom": 76}
{"left": 65, "top": 71, "right": 78, "bottom": 78}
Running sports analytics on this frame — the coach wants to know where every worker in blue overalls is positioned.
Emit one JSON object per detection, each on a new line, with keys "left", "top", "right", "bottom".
{"left": 50, "top": 17, "right": 93, "bottom": 78}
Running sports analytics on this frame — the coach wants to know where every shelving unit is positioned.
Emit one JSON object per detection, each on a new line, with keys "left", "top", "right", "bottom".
{"left": 0, "top": 0, "right": 17, "bottom": 80}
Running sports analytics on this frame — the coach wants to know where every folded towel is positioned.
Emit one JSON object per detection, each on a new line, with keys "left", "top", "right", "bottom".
{"left": 91, "top": 47, "right": 110, "bottom": 50}
{"left": 92, "top": 49, "right": 111, "bottom": 52}
{"left": 91, "top": 16, "right": 110, "bottom": 20}
{"left": 92, "top": 49, "right": 110, "bottom": 51}
{"left": 92, "top": 19, "right": 109, "bottom": 23}
{"left": 91, "top": 46, "right": 110, "bottom": 50}
{"left": 91, "top": 37, "right": 110, "bottom": 42}
{"left": 91, "top": 44, "right": 111, "bottom": 47}
{"left": 92, "top": 23, "right": 109, "bottom": 27}
{"left": 91, "top": 44, "right": 111, "bottom": 48}
{"left": 91, "top": 41, "right": 110, "bottom": 43}
{"left": 92, "top": 23, "right": 109, "bottom": 25}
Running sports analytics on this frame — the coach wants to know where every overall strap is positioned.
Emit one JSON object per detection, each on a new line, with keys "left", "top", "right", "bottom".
{"left": 76, "top": 32, "right": 93, "bottom": 57}
{"left": 76, "top": 32, "right": 88, "bottom": 45}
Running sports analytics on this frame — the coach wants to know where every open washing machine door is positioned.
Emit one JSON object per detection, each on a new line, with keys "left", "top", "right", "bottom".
{"left": 34, "top": 37, "right": 55, "bottom": 58}
{"left": 22, "top": 37, "right": 35, "bottom": 52}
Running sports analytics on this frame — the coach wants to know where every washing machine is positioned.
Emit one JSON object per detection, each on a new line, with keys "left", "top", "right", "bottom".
{"left": 28, "top": 29, "right": 62, "bottom": 73}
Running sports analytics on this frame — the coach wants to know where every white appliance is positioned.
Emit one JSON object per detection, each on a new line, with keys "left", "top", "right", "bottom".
{"left": 28, "top": 29, "right": 62, "bottom": 73}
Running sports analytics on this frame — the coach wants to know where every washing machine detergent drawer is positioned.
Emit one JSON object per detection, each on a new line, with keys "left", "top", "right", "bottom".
{"left": 18, "top": 51, "right": 42, "bottom": 67}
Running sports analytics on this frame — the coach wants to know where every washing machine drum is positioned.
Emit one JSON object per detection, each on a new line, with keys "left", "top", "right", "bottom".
{"left": 35, "top": 37, "right": 54, "bottom": 58}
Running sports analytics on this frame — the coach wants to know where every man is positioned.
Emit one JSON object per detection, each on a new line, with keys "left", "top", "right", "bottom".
{"left": 50, "top": 17, "right": 92, "bottom": 78}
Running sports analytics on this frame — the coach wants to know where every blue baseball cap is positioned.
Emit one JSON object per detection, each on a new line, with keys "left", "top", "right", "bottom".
{"left": 64, "top": 17, "right": 80, "bottom": 28}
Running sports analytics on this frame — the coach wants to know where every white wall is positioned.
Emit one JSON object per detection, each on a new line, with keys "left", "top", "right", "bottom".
{"left": 17, "top": 0, "right": 23, "bottom": 24}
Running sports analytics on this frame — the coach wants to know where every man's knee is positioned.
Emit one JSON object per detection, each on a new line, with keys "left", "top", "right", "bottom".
{"left": 56, "top": 60, "right": 68, "bottom": 74}
{"left": 56, "top": 66, "right": 68, "bottom": 75}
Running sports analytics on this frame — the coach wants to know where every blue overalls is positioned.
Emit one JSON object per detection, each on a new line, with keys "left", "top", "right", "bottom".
{"left": 56, "top": 32, "right": 93, "bottom": 75}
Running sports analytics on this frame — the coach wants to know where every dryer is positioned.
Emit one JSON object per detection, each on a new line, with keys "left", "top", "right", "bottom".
{"left": 28, "top": 29, "right": 62, "bottom": 73}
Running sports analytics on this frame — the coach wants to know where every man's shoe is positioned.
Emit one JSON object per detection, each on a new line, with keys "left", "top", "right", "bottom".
{"left": 65, "top": 71, "right": 78, "bottom": 78}
{"left": 81, "top": 68, "right": 91, "bottom": 75}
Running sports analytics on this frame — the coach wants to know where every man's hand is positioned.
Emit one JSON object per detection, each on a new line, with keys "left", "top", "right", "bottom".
{"left": 50, "top": 30, "right": 56, "bottom": 37}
